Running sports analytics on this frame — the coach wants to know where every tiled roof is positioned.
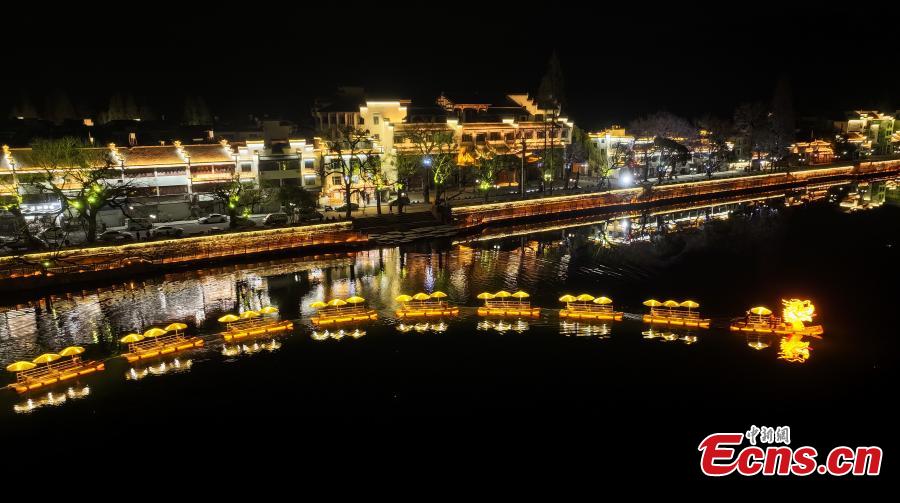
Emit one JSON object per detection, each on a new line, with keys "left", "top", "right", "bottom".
{"left": 183, "top": 144, "right": 234, "bottom": 163}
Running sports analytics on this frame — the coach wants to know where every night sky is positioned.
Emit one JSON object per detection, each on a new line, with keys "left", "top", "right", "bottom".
{"left": 5, "top": 6, "right": 898, "bottom": 130}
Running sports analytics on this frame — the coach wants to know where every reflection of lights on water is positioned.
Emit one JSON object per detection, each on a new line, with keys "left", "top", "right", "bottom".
{"left": 642, "top": 328, "right": 661, "bottom": 339}
{"left": 311, "top": 328, "right": 366, "bottom": 341}
{"left": 643, "top": 328, "right": 698, "bottom": 345}
{"left": 396, "top": 322, "right": 448, "bottom": 334}
{"left": 681, "top": 335, "right": 698, "bottom": 345}
{"left": 560, "top": 321, "right": 611, "bottom": 338}
{"left": 222, "top": 339, "right": 281, "bottom": 357}
{"left": 14, "top": 386, "right": 90, "bottom": 414}
{"left": 746, "top": 334, "right": 771, "bottom": 350}
{"left": 126, "top": 358, "right": 193, "bottom": 381}
{"left": 778, "top": 335, "right": 811, "bottom": 364}
{"left": 477, "top": 319, "right": 529, "bottom": 334}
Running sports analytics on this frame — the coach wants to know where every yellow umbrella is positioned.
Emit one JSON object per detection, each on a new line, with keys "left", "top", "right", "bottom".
{"left": 680, "top": 300, "right": 700, "bottom": 309}
{"left": 32, "top": 353, "right": 62, "bottom": 365}
{"left": 165, "top": 322, "right": 188, "bottom": 332}
{"left": 346, "top": 296, "right": 366, "bottom": 304}
{"left": 259, "top": 306, "right": 279, "bottom": 314}
{"left": 558, "top": 294, "right": 577, "bottom": 303}
{"left": 593, "top": 296, "right": 613, "bottom": 305}
{"left": 240, "top": 311, "right": 260, "bottom": 319}
{"left": 430, "top": 291, "right": 448, "bottom": 299}
{"left": 218, "top": 314, "right": 240, "bottom": 323}
{"left": 576, "top": 294, "right": 595, "bottom": 302}
{"left": 494, "top": 291, "right": 512, "bottom": 298}
{"left": 6, "top": 361, "right": 36, "bottom": 372}
{"left": 327, "top": 299, "right": 347, "bottom": 307}
{"left": 476, "top": 292, "right": 495, "bottom": 300}
{"left": 310, "top": 301, "right": 328, "bottom": 309}
{"left": 663, "top": 300, "right": 680, "bottom": 308}
{"left": 512, "top": 291, "right": 530, "bottom": 299}
{"left": 412, "top": 293, "right": 431, "bottom": 301}
{"left": 144, "top": 327, "right": 167, "bottom": 338}
{"left": 395, "top": 295, "right": 413, "bottom": 303}
{"left": 643, "top": 299, "right": 662, "bottom": 307}
{"left": 120, "top": 333, "right": 145, "bottom": 343}
{"left": 58, "top": 346, "right": 85, "bottom": 357}
{"left": 750, "top": 306, "right": 772, "bottom": 316}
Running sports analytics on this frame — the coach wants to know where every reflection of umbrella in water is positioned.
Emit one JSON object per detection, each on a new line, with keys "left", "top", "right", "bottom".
{"left": 6, "top": 361, "right": 36, "bottom": 372}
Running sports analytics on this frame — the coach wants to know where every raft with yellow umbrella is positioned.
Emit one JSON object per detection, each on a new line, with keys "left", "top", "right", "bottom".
{"left": 558, "top": 294, "right": 623, "bottom": 321}
{"left": 729, "top": 299, "right": 824, "bottom": 336}
{"left": 5, "top": 346, "right": 105, "bottom": 394}
{"left": 642, "top": 299, "right": 710, "bottom": 328}
{"left": 310, "top": 296, "right": 378, "bottom": 326}
{"left": 120, "top": 324, "right": 204, "bottom": 363}
{"left": 395, "top": 291, "right": 460, "bottom": 318}
{"left": 476, "top": 290, "right": 540, "bottom": 317}
{"left": 218, "top": 306, "right": 293, "bottom": 342}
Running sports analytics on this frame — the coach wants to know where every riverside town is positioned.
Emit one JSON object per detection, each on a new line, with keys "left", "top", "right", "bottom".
{"left": 0, "top": 5, "right": 895, "bottom": 490}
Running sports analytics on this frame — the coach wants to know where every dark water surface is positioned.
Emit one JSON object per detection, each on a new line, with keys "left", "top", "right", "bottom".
{"left": 1, "top": 202, "right": 897, "bottom": 484}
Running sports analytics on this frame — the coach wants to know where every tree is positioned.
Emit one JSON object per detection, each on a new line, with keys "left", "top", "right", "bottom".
{"left": 629, "top": 111, "right": 695, "bottom": 182}
{"left": 361, "top": 155, "right": 391, "bottom": 215}
{"left": 733, "top": 102, "right": 769, "bottom": 170}
{"left": 212, "top": 175, "right": 269, "bottom": 229}
{"left": 564, "top": 126, "right": 603, "bottom": 189}
{"left": 22, "top": 137, "right": 140, "bottom": 243}
{"left": 319, "top": 126, "right": 381, "bottom": 218}
{"left": 390, "top": 153, "right": 420, "bottom": 214}
{"left": 474, "top": 149, "right": 516, "bottom": 202}
{"left": 401, "top": 125, "right": 457, "bottom": 208}
{"left": 695, "top": 115, "right": 734, "bottom": 175}
{"left": 537, "top": 51, "right": 566, "bottom": 109}
{"left": 278, "top": 184, "right": 316, "bottom": 223}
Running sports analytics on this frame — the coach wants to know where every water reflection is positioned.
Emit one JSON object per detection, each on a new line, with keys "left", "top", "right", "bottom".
{"left": 476, "top": 319, "right": 530, "bottom": 334}
{"left": 778, "top": 335, "right": 812, "bottom": 364}
{"left": 559, "top": 321, "right": 612, "bottom": 338}
{"left": 222, "top": 339, "right": 282, "bottom": 358}
{"left": 641, "top": 327, "right": 699, "bottom": 345}
{"left": 310, "top": 328, "right": 367, "bottom": 341}
{"left": 13, "top": 385, "right": 90, "bottom": 414}
{"left": 396, "top": 321, "right": 449, "bottom": 334}
{"left": 125, "top": 357, "right": 193, "bottom": 381}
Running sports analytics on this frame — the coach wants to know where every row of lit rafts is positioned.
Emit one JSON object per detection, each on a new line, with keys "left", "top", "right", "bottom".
{"left": 217, "top": 306, "right": 279, "bottom": 324}
{"left": 5, "top": 346, "right": 87, "bottom": 373}
{"left": 117, "top": 322, "right": 188, "bottom": 344}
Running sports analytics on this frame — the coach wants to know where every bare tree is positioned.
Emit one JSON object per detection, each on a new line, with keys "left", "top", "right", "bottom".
{"left": 319, "top": 126, "right": 381, "bottom": 218}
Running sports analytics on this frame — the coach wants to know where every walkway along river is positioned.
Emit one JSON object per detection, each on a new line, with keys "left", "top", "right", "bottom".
{"left": 1, "top": 158, "right": 898, "bottom": 292}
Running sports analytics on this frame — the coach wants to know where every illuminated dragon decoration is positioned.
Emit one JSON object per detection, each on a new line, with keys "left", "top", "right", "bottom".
{"left": 781, "top": 299, "right": 815, "bottom": 332}
{"left": 778, "top": 335, "right": 811, "bottom": 363}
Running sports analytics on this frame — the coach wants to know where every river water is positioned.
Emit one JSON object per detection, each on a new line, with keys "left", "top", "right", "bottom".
{"left": 1, "top": 194, "right": 897, "bottom": 480}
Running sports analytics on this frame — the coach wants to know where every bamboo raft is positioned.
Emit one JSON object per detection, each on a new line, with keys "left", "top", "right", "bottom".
{"left": 310, "top": 296, "right": 378, "bottom": 326}
{"left": 395, "top": 291, "right": 459, "bottom": 318}
{"left": 476, "top": 290, "right": 541, "bottom": 318}
{"left": 642, "top": 299, "right": 710, "bottom": 328}
{"left": 730, "top": 301, "right": 823, "bottom": 337}
{"left": 558, "top": 294, "right": 623, "bottom": 321}
{"left": 6, "top": 347, "right": 104, "bottom": 394}
{"left": 217, "top": 306, "right": 293, "bottom": 342}
{"left": 119, "top": 324, "right": 204, "bottom": 363}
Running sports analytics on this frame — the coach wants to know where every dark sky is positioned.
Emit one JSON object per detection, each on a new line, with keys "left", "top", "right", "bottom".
{"left": 5, "top": 5, "right": 898, "bottom": 131}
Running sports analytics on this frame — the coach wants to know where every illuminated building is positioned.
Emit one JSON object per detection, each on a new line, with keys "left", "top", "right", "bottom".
{"left": 834, "top": 111, "right": 896, "bottom": 155}
{"left": 789, "top": 139, "right": 835, "bottom": 165}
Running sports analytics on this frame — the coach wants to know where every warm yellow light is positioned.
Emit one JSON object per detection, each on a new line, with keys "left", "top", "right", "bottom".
{"left": 782, "top": 299, "right": 815, "bottom": 331}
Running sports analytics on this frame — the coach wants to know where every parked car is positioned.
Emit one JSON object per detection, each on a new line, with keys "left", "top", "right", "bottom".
{"left": 37, "top": 227, "right": 71, "bottom": 246}
{"left": 126, "top": 218, "right": 153, "bottom": 231}
{"left": 1, "top": 236, "right": 46, "bottom": 251}
{"left": 331, "top": 203, "right": 359, "bottom": 213}
{"left": 97, "top": 230, "right": 134, "bottom": 243}
{"left": 151, "top": 225, "right": 184, "bottom": 238}
{"left": 263, "top": 213, "right": 290, "bottom": 226}
{"left": 198, "top": 214, "right": 228, "bottom": 224}
{"left": 298, "top": 210, "right": 324, "bottom": 223}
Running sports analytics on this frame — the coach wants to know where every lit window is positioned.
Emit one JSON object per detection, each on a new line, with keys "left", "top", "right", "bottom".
{"left": 373, "top": 116, "right": 380, "bottom": 125}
